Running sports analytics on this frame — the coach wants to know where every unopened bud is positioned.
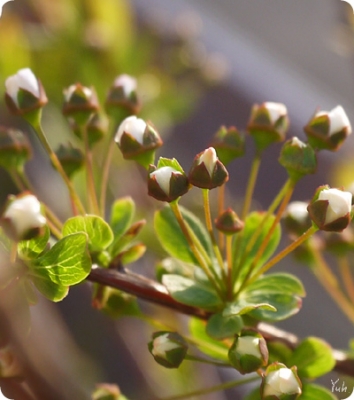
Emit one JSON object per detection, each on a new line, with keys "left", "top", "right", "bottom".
{"left": 188, "top": 147, "right": 228, "bottom": 189}
{"left": 148, "top": 331, "right": 188, "bottom": 368}
{"left": 307, "top": 186, "right": 352, "bottom": 232}
{"left": 304, "top": 105, "right": 352, "bottom": 151}
{"left": 283, "top": 201, "right": 312, "bottom": 237}
{"left": 1, "top": 193, "right": 46, "bottom": 241}
{"left": 0, "top": 127, "right": 31, "bottom": 170}
{"left": 210, "top": 125, "right": 245, "bottom": 165}
{"left": 55, "top": 143, "right": 84, "bottom": 178}
{"left": 215, "top": 208, "right": 244, "bottom": 235}
{"left": 248, "top": 102, "right": 289, "bottom": 152}
{"left": 5, "top": 68, "right": 48, "bottom": 115}
{"left": 228, "top": 329, "right": 268, "bottom": 374}
{"left": 106, "top": 74, "right": 140, "bottom": 116}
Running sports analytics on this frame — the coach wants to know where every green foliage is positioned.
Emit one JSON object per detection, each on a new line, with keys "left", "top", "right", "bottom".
{"left": 299, "top": 383, "right": 337, "bottom": 400}
{"left": 63, "top": 215, "right": 113, "bottom": 252}
{"left": 206, "top": 312, "right": 243, "bottom": 339}
{"left": 288, "top": 337, "right": 336, "bottom": 379}
{"left": 109, "top": 197, "right": 135, "bottom": 240}
{"left": 162, "top": 275, "right": 222, "bottom": 310}
{"left": 233, "top": 212, "right": 281, "bottom": 282}
{"left": 18, "top": 225, "right": 50, "bottom": 260}
{"left": 28, "top": 233, "right": 91, "bottom": 301}
{"left": 154, "top": 205, "right": 213, "bottom": 265}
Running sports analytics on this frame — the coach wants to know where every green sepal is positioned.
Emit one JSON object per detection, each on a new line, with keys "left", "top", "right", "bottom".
{"left": 154, "top": 205, "right": 213, "bottom": 266}
{"left": 157, "top": 157, "right": 185, "bottom": 174}
{"left": 206, "top": 312, "right": 243, "bottom": 339}
{"left": 18, "top": 225, "right": 50, "bottom": 260}
{"left": 288, "top": 337, "right": 335, "bottom": 379}
{"left": 162, "top": 274, "right": 222, "bottom": 310}
{"left": 63, "top": 215, "right": 113, "bottom": 252}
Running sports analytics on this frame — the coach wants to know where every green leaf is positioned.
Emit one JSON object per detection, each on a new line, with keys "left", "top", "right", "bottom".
{"left": 30, "top": 275, "right": 69, "bottom": 302}
{"left": 63, "top": 215, "right": 113, "bottom": 252}
{"left": 189, "top": 318, "right": 229, "bottom": 362}
{"left": 162, "top": 274, "right": 221, "bottom": 310}
{"left": 120, "top": 244, "right": 146, "bottom": 265}
{"left": 154, "top": 206, "right": 213, "bottom": 266}
{"left": 243, "top": 386, "right": 261, "bottom": 400}
{"left": 31, "top": 233, "right": 91, "bottom": 286}
{"left": 223, "top": 299, "right": 276, "bottom": 316}
{"left": 288, "top": 337, "right": 336, "bottom": 379}
{"left": 206, "top": 312, "right": 243, "bottom": 339}
{"left": 18, "top": 225, "right": 50, "bottom": 260}
{"left": 239, "top": 273, "right": 305, "bottom": 321}
{"left": 299, "top": 383, "right": 337, "bottom": 400}
{"left": 110, "top": 197, "right": 135, "bottom": 240}
{"left": 156, "top": 257, "right": 194, "bottom": 282}
{"left": 233, "top": 212, "right": 281, "bottom": 282}
{"left": 267, "top": 341, "right": 293, "bottom": 364}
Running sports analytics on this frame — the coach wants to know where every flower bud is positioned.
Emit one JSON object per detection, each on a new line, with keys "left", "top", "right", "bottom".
{"left": 55, "top": 143, "right": 84, "bottom": 178}
{"left": 0, "top": 127, "right": 32, "bottom": 170}
{"left": 283, "top": 201, "right": 312, "bottom": 237}
{"left": 105, "top": 74, "right": 140, "bottom": 116}
{"left": 1, "top": 193, "right": 46, "bottom": 241}
{"left": 247, "top": 102, "right": 289, "bottom": 152}
{"left": 304, "top": 105, "right": 352, "bottom": 151}
{"left": 148, "top": 331, "right": 188, "bottom": 369}
{"left": 228, "top": 329, "right": 268, "bottom": 374}
{"left": 5, "top": 68, "right": 48, "bottom": 115}
{"left": 210, "top": 125, "right": 245, "bottom": 165}
{"left": 323, "top": 229, "right": 354, "bottom": 256}
{"left": 115, "top": 116, "right": 163, "bottom": 168}
{"left": 62, "top": 83, "right": 99, "bottom": 125}
{"left": 215, "top": 208, "right": 244, "bottom": 235}
{"left": 148, "top": 163, "right": 189, "bottom": 203}
{"left": 261, "top": 363, "right": 302, "bottom": 400}
{"left": 307, "top": 186, "right": 352, "bottom": 232}
{"left": 278, "top": 137, "right": 317, "bottom": 182}
{"left": 188, "top": 147, "right": 228, "bottom": 189}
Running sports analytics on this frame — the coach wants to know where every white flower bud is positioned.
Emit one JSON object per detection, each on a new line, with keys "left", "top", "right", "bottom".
{"left": 263, "top": 367, "right": 301, "bottom": 398}
{"left": 115, "top": 116, "right": 147, "bottom": 145}
{"left": 263, "top": 102, "right": 288, "bottom": 124}
{"left": 2, "top": 194, "right": 46, "bottom": 241}
{"left": 286, "top": 201, "right": 309, "bottom": 224}
{"left": 315, "top": 105, "right": 351, "bottom": 136}
{"left": 113, "top": 74, "right": 137, "bottom": 97}
{"left": 151, "top": 333, "right": 180, "bottom": 358}
{"left": 236, "top": 336, "right": 261, "bottom": 358}
{"left": 150, "top": 166, "right": 182, "bottom": 195}
{"left": 5, "top": 68, "right": 40, "bottom": 107}
{"left": 198, "top": 147, "right": 218, "bottom": 177}
{"left": 0, "top": 0, "right": 13, "bottom": 17}
{"left": 63, "top": 84, "right": 93, "bottom": 102}
{"left": 318, "top": 188, "right": 352, "bottom": 225}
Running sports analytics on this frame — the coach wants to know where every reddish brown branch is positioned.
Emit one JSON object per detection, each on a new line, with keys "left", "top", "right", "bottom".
{"left": 87, "top": 267, "right": 354, "bottom": 378}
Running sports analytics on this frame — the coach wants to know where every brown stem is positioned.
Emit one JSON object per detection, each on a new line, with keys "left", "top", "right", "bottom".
{"left": 87, "top": 267, "right": 354, "bottom": 377}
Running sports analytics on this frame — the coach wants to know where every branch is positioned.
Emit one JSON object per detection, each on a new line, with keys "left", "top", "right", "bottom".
{"left": 87, "top": 267, "right": 354, "bottom": 377}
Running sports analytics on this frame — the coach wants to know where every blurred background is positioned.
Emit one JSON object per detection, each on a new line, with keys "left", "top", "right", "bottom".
{"left": 0, "top": 0, "right": 354, "bottom": 399}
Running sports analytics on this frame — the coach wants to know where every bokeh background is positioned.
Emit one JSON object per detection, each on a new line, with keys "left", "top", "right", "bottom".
{"left": 0, "top": 0, "right": 354, "bottom": 399}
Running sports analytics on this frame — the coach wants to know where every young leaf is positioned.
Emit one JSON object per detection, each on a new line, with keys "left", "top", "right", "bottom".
{"left": 154, "top": 205, "right": 213, "bottom": 266}
{"left": 120, "top": 243, "right": 146, "bottom": 265}
{"left": 189, "top": 318, "right": 229, "bottom": 362}
{"left": 288, "top": 337, "right": 336, "bottom": 379}
{"left": 233, "top": 212, "right": 281, "bottom": 281}
{"left": 62, "top": 215, "right": 113, "bottom": 252}
{"left": 18, "top": 225, "right": 50, "bottom": 260}
{"left": 110, "top": 197, "right": 135, "bottom": 240}
{"left": 162, "top": 274, "right": 222, "bottom": 310}
{"left": 223, "top": 299, "right": 276, "bottom": 316}
{"left": 206, "top": 312, "right": 243, "bottom": 339}
{"left": 299, "top": 383, "right": 337, "bottom": 400}
{"left": 31, "top": 233, "right": 91, "bottom": 286}
{"left": 239, "top": 273, "right": 305, "bottom": 321}
{"left": 30, "top": 275, "right": 69, "bottom": 302}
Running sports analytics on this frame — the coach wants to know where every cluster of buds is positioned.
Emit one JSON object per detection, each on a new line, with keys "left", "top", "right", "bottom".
{"left": 0, "top": 193, "right": 46, "bottom": 241}
{"left": 304, "top": 105, "right": 352, "bottom": 151}
{"left": 148, "top": 331, "right": 188, "bottom": 369}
